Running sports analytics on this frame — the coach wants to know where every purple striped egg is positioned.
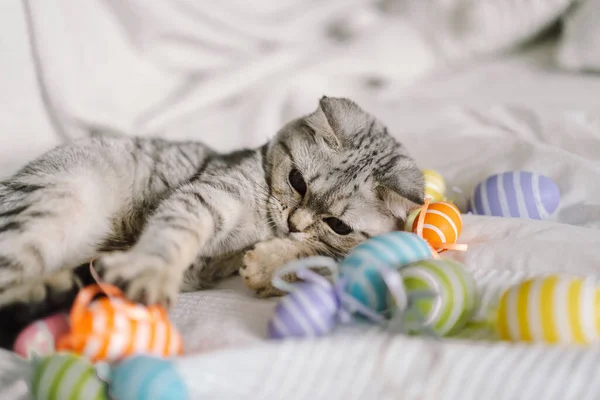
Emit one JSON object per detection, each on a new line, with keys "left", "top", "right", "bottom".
{"left": 268, "top": 282, "right": 340, "bottom": 339}
{"left": 470, "top": 171, "right": 560, "bottom": 220}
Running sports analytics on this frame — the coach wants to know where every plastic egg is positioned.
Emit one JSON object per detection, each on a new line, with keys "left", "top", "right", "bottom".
{"left": 411, "top": 201, "right": 463, "bottom": 252}
{"left": 340, "top": 232, "right": 433, "bottom": 312}
{"left": 470, "top": 171, "right": 560, "bottom": 220}
{"left": 30, "top": 352, "right": 107, "bottom": 400}
{"left": 14, "top": 313, "right": 69, "bottom": 359}
{"left": 496, "top": 275, "right": 600, "bottom": 345}
{"left": 109, "top": 355, "right": 188, "bottom": 400}
{"left": 268, "top": 280, "right": 340, "bottom": 339}
{"left": 397, "top": 259, "right": 477, "bottom": 336}
{"left": 57, "top": 284, "right": 183, "bottom": 362}
{"left": 403, "top": 208, "right": 421, "bottom": 232}
{"left": 423, "top": 169, "right": 446, "bottom": 202}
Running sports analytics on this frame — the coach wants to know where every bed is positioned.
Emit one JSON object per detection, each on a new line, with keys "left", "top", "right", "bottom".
{"left": 2, "top": 0, "right": 600, "bottom": 398}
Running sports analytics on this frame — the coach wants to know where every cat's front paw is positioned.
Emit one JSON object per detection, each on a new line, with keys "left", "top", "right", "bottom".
{"left": 240, "top": 240, "right": 293, "bottom": 297}
{"left": 95, "top": 252, "right": 180, "bottom": 308}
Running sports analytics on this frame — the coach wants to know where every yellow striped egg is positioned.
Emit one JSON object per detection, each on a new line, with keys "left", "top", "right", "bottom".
{"left": 423, "top": 169, "right": 446, "bottom": 202}
{"left": 496, "top": 275, "right": 600, "bottom": 345}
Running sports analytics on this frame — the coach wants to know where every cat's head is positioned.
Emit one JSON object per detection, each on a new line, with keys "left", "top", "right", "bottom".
{"left": 265, "top": 96, "right": 424, "bottom": 258}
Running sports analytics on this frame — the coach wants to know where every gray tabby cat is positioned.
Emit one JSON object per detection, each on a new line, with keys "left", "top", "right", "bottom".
{"left": 0, "top": 97, "right": 423, "bottom": 328}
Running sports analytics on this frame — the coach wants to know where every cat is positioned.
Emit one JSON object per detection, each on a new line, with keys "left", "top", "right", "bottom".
{"left": 0, "top": 96, "right": 424, "bottom": 345}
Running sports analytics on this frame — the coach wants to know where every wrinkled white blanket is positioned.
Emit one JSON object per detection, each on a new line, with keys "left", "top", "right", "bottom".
{"left": 2, "top": 0, "right": 600, "bottom": 398}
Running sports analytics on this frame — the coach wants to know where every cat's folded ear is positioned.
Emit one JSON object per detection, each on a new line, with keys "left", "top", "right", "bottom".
{"left": 305, "top": 96, "right": 371, "bottom": 149}
{"left": 377, "top": 169, "right": 425, "bottom": 221}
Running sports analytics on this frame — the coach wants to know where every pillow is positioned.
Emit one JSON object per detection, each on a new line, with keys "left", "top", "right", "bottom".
{"left": 556, "top": 0, "right": 600, "bottom": 72}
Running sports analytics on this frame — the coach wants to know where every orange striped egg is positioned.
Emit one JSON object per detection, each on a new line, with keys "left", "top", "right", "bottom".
{"left": 57, "top": 284, "right": 183, "bottom": 362}
{"left": 411, "top": 201, "right": 462, "bottom": 252}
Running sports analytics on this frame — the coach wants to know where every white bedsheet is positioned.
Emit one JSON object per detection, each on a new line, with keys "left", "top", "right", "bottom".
{"left": 2, "top": 1, "right": 600, "bottom": 399}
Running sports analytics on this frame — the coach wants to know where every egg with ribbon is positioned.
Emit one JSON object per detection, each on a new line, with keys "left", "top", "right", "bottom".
{"left": 268, "top": 256, "right": 408, "bottom": 339}
{"left": 340, "top": 231, "right": 433, "bottom": 312}
{"left": 470, "top": 171, "right": 560, "bottom": 220}
{"left": 412, "top": 201, "right": 462, "bottom": 253}
{"left": 394, "top": 259, "right": 478, "bottom": 336}
{"left": 56, "top": 284, "right": 183, "bottom": 363}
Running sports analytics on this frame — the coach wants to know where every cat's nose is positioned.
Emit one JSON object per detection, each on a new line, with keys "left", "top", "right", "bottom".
{"left": 287, "top": 214, "right": 300, "bottom": 233}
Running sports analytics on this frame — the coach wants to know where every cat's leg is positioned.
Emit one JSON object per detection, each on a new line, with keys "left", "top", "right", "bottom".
{"left": 95, "top": 181, "right": 243, "bottom": 307}
{"left": 240, "top": 238, "right": 324, "bottom": 297}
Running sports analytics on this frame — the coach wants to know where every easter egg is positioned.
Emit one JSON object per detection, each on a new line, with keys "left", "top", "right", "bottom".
{"left": 268, "top": 281, "right": 339, "bottom": 339}
{"left": 399, "top": 259, "right": 477, "bottom": 336}
{"left": 14, "top": 313, "right": 70, "bottom": 359}
{"left": 109, "top": 355, "right": 188, "bottom": 400}
{"left": 470, "top": 171, "right": 560, "bottom": 220}
{"left": 423, "top": 169, "right": 446, "bottom": 202}
{"left": 30, "top": 352, "right": 107, "bottom": 400}
{"left": 411, "top": 201, "right": 462, "bottom": 252}
{"left": 403, "top": 208, "right": 421, "bottom": 232}
{"left": 57, "top": 284, "right": 183, "bottom": 362}
{"left": 496, "top": 275, "right": 600, "bottom": 345}
{"left": 340, "top": 232, "right": 433, "bottom": 312}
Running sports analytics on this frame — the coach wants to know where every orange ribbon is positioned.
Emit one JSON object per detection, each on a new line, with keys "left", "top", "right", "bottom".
{"left": 415, "top": 198, "right": 468, "bottom": 259}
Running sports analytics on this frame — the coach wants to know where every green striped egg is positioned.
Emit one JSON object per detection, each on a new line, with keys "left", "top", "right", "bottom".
{"left": 30, "top": 352, "right": 107, "bottom": 400}
{"left": 400, "top": 259, "right": 477, "bottom": 336}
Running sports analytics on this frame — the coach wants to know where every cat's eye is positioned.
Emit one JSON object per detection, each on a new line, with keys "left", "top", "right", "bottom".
{"left": 288, "top": 168, "right": 307, "bottom": 197}
{"left": 323, "top": 217, "right": 353, "bottom": 235}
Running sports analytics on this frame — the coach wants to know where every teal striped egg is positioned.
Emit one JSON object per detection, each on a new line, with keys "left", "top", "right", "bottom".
{"left": 399, "top": 259, "right": 477, "bottom": 336}
{"left": 30, "top": 352, "right": 107, "bottom": 400}
{"left": 340, "top": 231, "right": 433, "bottom": 312}
{"left": 109, "top": 355, "right": 188, "bottom": 400}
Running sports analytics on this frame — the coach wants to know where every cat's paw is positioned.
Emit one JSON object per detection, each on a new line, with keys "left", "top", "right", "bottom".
{"left": 95, "top": 252, "right": 180, "bottom": 308}
{"left": 240, "top": 240, "right": 295, "bottom": 296}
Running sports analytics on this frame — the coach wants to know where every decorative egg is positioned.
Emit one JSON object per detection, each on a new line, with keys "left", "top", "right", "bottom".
{"left": 470, "top": 171, "right": 560, "bottom": 220}
{"left": 30, "top": 352, "right": 107, "bottom": 400}
{"left": 57, "top": 284, "right": 183, "bottom": 362}
{"left": 423, "top": 169, "right": 446, "bottom": 202}
{"left": 340, "top": 232, "right": 433, "bottom": 312}
{"left": 397, "top": 259, "right": 477, "bottom": 336}
{"left": 14, "top": 313, "right": 70, "bottom": 359}
{"left": 403, "top": 208, "right": 421, "bottom": 232}
{"left": 268, "top": 280, "right": 340, "bottom": 339}
{"left": 411, "top": 201, "right": 463, "bottom": 253}
{"left": 109, "top": 355, "right": 188, "bottom": 400}
{"left": 495, "top": 275, "right": 600, "bottom": 345}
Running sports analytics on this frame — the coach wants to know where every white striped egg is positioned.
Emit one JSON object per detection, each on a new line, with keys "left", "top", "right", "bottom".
{"left": 470, "top": 171, "right": 560, "bottom": 220}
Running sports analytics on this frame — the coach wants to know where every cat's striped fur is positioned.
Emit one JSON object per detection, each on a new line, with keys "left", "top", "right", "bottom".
{"left": 0, "top": 97, "right": 424, "bottom": 344}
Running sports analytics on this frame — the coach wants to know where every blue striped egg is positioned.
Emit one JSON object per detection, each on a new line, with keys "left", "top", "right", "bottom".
{"left": 268, "top": 281, "right": 340, "bottom": 339}
{"left": 470, "top": 171, "right": 559, "bottom": 220}
{"left": 340, "top": 232, "right": 433, "bottom": 312}
{"left": 109, "top": 355, "right": 188, "bottom": 400}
